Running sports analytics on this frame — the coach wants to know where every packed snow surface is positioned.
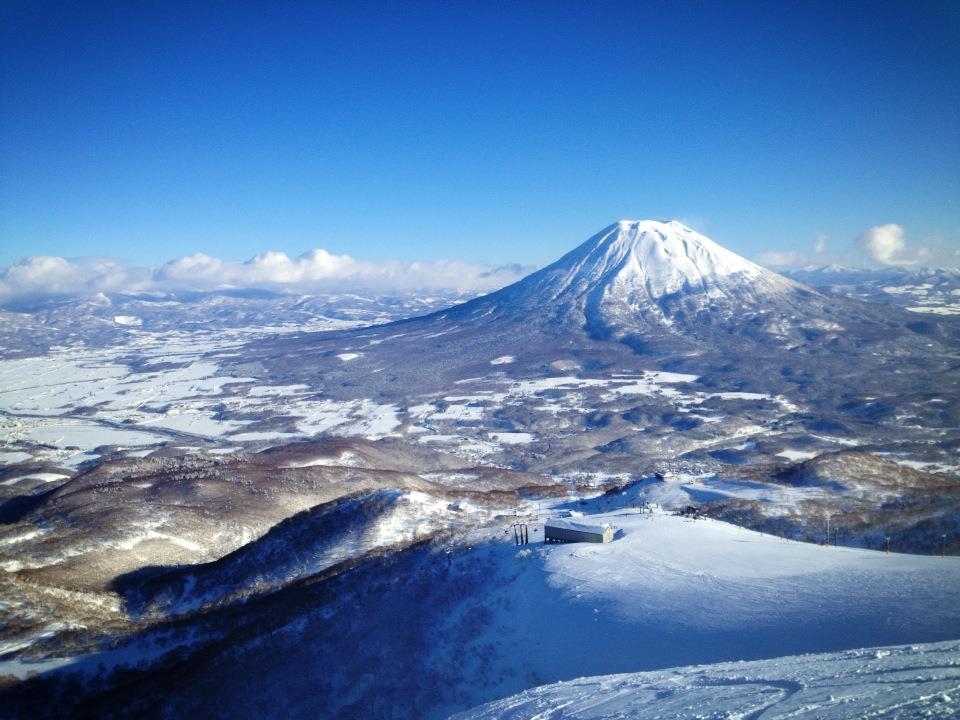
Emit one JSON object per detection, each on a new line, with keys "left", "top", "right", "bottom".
{"left": 453, "top": 639, "right": 960, "bottom": 719}
{"left": 541, "top": 510, "right": 960, "bottom": 629}
{"left": 435, "top": 509, "right": 960, "bottom": 719}
{"left": 425, "top": 507, "right": 960, "bottom": 713}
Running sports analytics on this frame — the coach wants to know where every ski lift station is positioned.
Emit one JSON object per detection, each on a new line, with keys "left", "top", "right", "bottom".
{"left": 544, "top": 517, "right": 616, "bottom": 544}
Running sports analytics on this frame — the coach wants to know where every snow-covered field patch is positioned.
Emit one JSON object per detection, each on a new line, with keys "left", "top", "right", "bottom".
{"left": 0, "top": 472, "right": 70, "bottom": 486}
{"left": 487, "top": 432, "right": 536, "bottom": 445}
{"left": 0, "top": 451, "right": 34, "bottom": 465}
{"left": 286, "top": 451, "right": 363, "bottom": 468}
{"left": 777, "top": 449, "right": 819, "bottom": 461}
{"left": 707, "top": 391, "right": 771, "bottom": 400}
{"left": 1, "top": 416, "right": 167, "bottom": 466}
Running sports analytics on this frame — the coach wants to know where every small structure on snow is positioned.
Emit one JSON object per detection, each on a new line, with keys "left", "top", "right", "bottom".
{"left": 544, "top": 517, "right": 615, "bottom": 544}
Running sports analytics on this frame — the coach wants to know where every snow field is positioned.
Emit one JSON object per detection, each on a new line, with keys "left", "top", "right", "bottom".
{"left": 0, "top": 326, "right": 805, "bottom": 470}
{"left": 0, "top": 338, "right": 409, "bottom": 465}
{"left": 544, "top": 510, "right": 960, "bottom": 627}
{"left": 406, "top": 369, "right": 802, "bottom": 460}
{"left": 0, "top": 472, "right": 70, "bottom": 487}
{"left": 421, "top": 508, "right": 960, "bottom": 717}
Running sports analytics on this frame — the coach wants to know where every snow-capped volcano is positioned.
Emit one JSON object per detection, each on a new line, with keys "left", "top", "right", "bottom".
{"left": 252, "top": 217, "right": 951, "bottom": 409}
{"left": 445, "top": 219, "right": 814, "bottom": 341}
{"left": 540, "top": 219, "right": 767, "bottom": 301}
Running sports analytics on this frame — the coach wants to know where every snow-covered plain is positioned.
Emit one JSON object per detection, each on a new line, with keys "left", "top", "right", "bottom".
{"left": 0, "top": 334, "right": 810, "bottom": 470}
{"left": 0, "top": 328, "right": 412, "bottom": 466}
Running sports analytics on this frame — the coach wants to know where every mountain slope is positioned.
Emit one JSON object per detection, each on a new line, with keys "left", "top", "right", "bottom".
{"left": 230, "top": 220, "right": 959, "bottom": 485}
{"left": 251, "top": 220, "right": 954, "bottom": 394}
{"left": 428, "top": 220, "right": 825, "bottom": 341}
{"left": 8, "top": 509, "right": 959, "bottom": 719}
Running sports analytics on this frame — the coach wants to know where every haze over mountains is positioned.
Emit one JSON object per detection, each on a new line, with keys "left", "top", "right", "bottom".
{"left": 1, "top": 220, "right": 959, "bottom": 719}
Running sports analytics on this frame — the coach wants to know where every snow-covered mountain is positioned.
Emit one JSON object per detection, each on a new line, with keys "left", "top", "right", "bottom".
{"left": 494, "top": 219, "right": 779, "bottom": 307}
{"left": 784, "top": 264, "right": 960, "bottom": 316}
{"left": 217, "top": 220, "right": 960, "bottom": 493}
{"left": 2, "top": 221, "right": 960, "bottom": 720}
{"left": 0, "top": 288, "right": 475, "bottom": 360}
{"left": 253, "top": 219, "right": 951, "bottom": 398}
{"left": 9, "top": 506, "right": 958, "bottom": 719}
{"left": 430, "top": 220, "right": 821, "bottom": 342}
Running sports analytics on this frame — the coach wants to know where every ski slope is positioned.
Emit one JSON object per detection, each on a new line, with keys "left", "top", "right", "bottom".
{"left": 541, "top": 508, "right": 960, "bottom": 637}
{"left": 436, "top": 508, "right": 960, "bottom": 718}
{"left": 452, "top": 638, "right": 960, "bottom": 719}
{"left": 4, "top": 505, "right": 959, "bottom": 720}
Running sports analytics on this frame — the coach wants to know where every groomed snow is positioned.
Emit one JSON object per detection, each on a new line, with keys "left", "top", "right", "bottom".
{"left": 423, "top": 506, "right": 960, "bottom": 719}
{"left": 542, "top": 510, "right": 960, "bottom": 628}
{"left": 452, "top": 639, "right": 960, "bottom": 719}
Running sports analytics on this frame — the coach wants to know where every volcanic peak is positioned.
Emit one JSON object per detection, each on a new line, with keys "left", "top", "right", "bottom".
{"left": 429, "top": 218, "right": 812, "bottom": 344}
{"left": 540, "top": 219, "right": 770, "bottom": 303}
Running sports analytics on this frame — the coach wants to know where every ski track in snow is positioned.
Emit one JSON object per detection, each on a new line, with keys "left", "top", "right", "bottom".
{"left": 452, "top": 639, "right": 960, "bottom": 719}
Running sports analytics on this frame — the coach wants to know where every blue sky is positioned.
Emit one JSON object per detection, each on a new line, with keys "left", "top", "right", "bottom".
{"left": 2, "top": 0, "right": 958, "bottom": 274}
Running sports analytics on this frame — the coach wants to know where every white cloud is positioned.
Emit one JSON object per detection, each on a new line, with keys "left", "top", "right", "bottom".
{"left": 0, "top": 248, "right": 531, "bottom": 303}
{"left": 853, "top": 224, "right": 952, "bottom": 267}
{"left": 857, "top": 224, "right": 910, "bottom": 265}
{"left": 813, "top": 233, "right": 827, "bottom": 255}
{"left": 0, "top": 256, "right": 149, "bottom": 298}
{"left": 757, "top": 233, "right": 835, "bottom": 269}
{"left": 757, "top": 250, "right": 808, "bottom": 268}
{"left": 758, "top": 226, "right": 954, "bottom": 271}
{"left": 154, "top": 253, "right": 227, "bottom": 284}
{"left": 2, "top": 256, "right": 76, "bottom": 290}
